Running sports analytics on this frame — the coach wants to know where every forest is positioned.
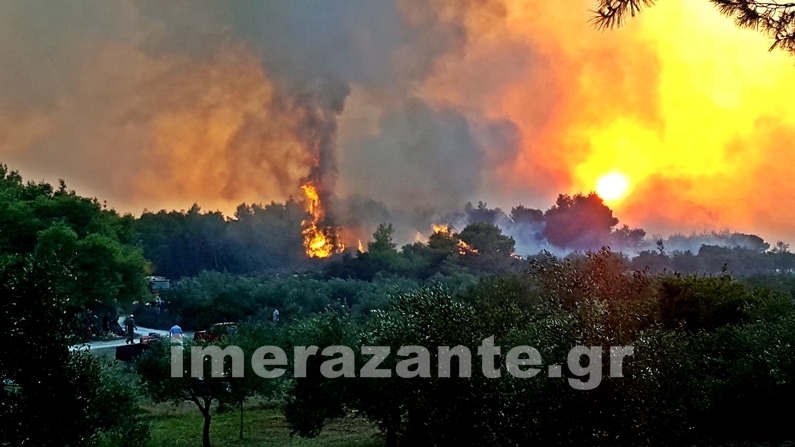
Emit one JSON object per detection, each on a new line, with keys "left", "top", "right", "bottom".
{"left": 2, "top": 163, "right": 795, "bottom": 447}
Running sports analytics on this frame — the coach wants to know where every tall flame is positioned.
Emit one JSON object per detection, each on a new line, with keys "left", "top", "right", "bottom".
{"left": 301, "top": 184, "right": 344, "bottom": 258}
{"left": 431, "top": 224, "right": 450, "bottom": 234}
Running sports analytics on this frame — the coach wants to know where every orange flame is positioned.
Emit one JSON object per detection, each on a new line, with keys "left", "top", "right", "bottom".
{"left": 458, "top": 239, "right": 479, "bottom": 255}
{"left": 301, "top": 184, "right": 343, "bottom": 258}
{"left": 431, "top": 224, "right": 477, "bottom": 255}
{"left": 431, "top": 224, "right": 450, "bottom": 234}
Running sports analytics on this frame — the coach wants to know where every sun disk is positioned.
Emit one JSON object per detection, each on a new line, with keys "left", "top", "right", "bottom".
{"left": 596, "top": 172, "right": 630, "bottom": 201}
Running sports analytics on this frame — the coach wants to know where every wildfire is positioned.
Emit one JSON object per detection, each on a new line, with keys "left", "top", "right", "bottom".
{"left": 358, "top": 239, "right": 364, "bottom": 252}
{"left": 301, "top": 184, "right": 343, "bottom": 258}
{"left": 458, "top": 239, "right": 479, "bottom": 256}
{"left": 431, "top": 224, "right": 478, "bottom": 255}
{"left": 432, "top": 224, "right": 450, "bottom": 234}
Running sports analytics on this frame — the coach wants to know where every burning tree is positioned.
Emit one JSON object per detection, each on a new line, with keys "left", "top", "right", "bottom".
{"left": 430, "top": 224, "right": 480, "bottom": 256}
{"left": 301, "top": 184, "right": 344, "bottom": 258}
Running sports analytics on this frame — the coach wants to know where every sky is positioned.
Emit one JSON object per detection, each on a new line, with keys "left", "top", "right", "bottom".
{"left": 1, "top": 0, "right": 794, "bottom": 246}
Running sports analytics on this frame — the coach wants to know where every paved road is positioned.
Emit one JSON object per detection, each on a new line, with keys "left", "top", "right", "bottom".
{"left": 70, "top": 317, "right": 193, "bottom": 352}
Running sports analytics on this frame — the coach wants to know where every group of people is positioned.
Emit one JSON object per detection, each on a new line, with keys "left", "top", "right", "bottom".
{"left": 118, "top": 308, "right": 280, "bottom": 345}
{"left": 121, "top": 314, "right": 183, "bottom": 344}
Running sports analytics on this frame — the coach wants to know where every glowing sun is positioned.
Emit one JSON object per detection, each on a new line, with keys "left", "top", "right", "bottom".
{"left": 596, "top": 172, "right": 630, "bottom": 201}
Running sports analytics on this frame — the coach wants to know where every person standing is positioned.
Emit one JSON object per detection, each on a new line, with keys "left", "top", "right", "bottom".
{"left": 124, "top": 314, "right": 137, "bottom": 344}
{"left": 272, "top": 309, "right": 279, "bottom": 324}
{"left": 169, "top": 323, "right": 183, "bottom": 342}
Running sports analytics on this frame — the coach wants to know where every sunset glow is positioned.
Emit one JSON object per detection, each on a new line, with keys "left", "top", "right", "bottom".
{"left": 2, "top": 1, "right": 795, "bottom": 244}
{"left": 596, "top": 172, "right": 630, "bottom": 202}
{"left": 486, "top": 0, "right": 795, "bottom": 239}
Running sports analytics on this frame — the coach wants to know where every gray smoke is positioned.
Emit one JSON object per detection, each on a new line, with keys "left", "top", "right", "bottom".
{"left": 659, "top": 231, "right": 770, "bottom": 254}
{"left": 0, "top": 0, "right": 526, "bottom": 225}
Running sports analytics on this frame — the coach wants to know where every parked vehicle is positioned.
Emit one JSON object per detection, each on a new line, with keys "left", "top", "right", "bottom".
{"left": 193, "top": 322, "right": 237, "bottom": 343}
{"left": 146, "top": 276, "right": 171, "bottom": 293}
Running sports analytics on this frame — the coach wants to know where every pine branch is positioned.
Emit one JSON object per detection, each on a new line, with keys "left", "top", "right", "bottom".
{"left": 590, "top": 1, "right": 795, "bottom": 55}
{"left": 590, "top": 0, "right": 657, "bottom": 30}
{"left": 710, "top": 0, "right": 795, "bottom": 53}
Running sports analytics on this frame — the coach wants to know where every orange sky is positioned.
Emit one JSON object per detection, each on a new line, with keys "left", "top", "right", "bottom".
{"left": 2, "top": 0, "right": 795, "bottom": 245}
{"left": 400, "top": 0, "right": 795, "bottom": 243}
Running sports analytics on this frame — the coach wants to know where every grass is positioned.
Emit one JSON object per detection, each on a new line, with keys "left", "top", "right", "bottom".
{"left": 144, "top": 402, "right": 384, "bottom": 447}
{"left": 88, "top": 349, "right": 384, "bottom": 447}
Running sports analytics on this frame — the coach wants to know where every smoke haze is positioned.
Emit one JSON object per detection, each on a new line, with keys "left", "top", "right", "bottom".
{"left": 1, "top": 0, "right": 794, "bottom": 248}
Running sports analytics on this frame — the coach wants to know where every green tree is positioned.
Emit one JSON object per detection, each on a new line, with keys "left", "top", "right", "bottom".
{"left": 542, "top": 192, "right": 619, "bottom": 251}
{"left": 368, "top": 223, "right": 397, "bottom": 255}
{"left": 282, "top": 305, "right": 358, "bottom": 438}
{"left": 366, "top": 223, "right": 410, "bottom": 273}
{"left": 0, "top": 253, "right": 149, "bottom": 446}
{"left": 610, "top": 224, "right": 646, "bottom": 252}
{"left": 354, "top": 285, "right": 481, "bottom": 446}
{"left": 224, "top": 321, "right": 285, "bottom": 440}
{"left": 35, "top": 223, "right": 148, "bottom": 307}
{"left": 136, "top": 339, "right": 235, "bottom": 447}
{"left": 457, "top": 222, "right": 519, "bottom": 274}
{"left": 0, "top": 164, "right": 148, "bottom": 309}
{"left": 510, "top": 205, "right": 544, "bottom": 224}
{"left": 427, "top": 227, "right": 459, "bottom": 254}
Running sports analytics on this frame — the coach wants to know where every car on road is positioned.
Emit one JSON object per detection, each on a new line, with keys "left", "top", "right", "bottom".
{"left": 193, "top": 322, "right": 237, "bottom": 343}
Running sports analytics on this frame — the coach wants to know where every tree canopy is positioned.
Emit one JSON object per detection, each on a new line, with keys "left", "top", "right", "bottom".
{"left": 0, "top": 164, "right": 148, "bottom": 308}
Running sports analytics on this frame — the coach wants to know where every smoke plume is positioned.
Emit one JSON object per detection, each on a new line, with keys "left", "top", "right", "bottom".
{"left": 2, "top": 0, "right": 795, "bottom": 248}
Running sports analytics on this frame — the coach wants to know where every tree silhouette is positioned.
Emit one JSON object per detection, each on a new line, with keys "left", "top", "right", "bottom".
{"left": 592, "top": 0, "right": 795, "bottom": 54}
{"left": 542, "top": 193, "right": 618, "bottom": 251}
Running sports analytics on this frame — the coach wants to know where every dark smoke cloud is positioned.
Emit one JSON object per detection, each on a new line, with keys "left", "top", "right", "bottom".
{"left": 342, "top": 100, "right": 483, "bottom": 210}
{"left": 3, "top": 0, "right": 790, "bottom": 253}
{"left": 0, "top": 0, "right": 525, "bottom": 227}
{"left": 292, "top": 77, "right": 350, "bottom": 203}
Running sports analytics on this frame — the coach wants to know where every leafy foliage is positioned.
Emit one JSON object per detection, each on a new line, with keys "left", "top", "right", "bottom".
{"left": 280, "top": 248, "right": 795, "bottom": 446}
{"left": 0, "top": 254, "right": 149, "bottom": 447}
{"left": 0, "top": 163, "right": 148, "bottom": 308}
{"left": 137, "top": 339, "right": 236, "bottom": 447}
{"left": 282, "top": 306, "right": 358, "bottom": 438}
